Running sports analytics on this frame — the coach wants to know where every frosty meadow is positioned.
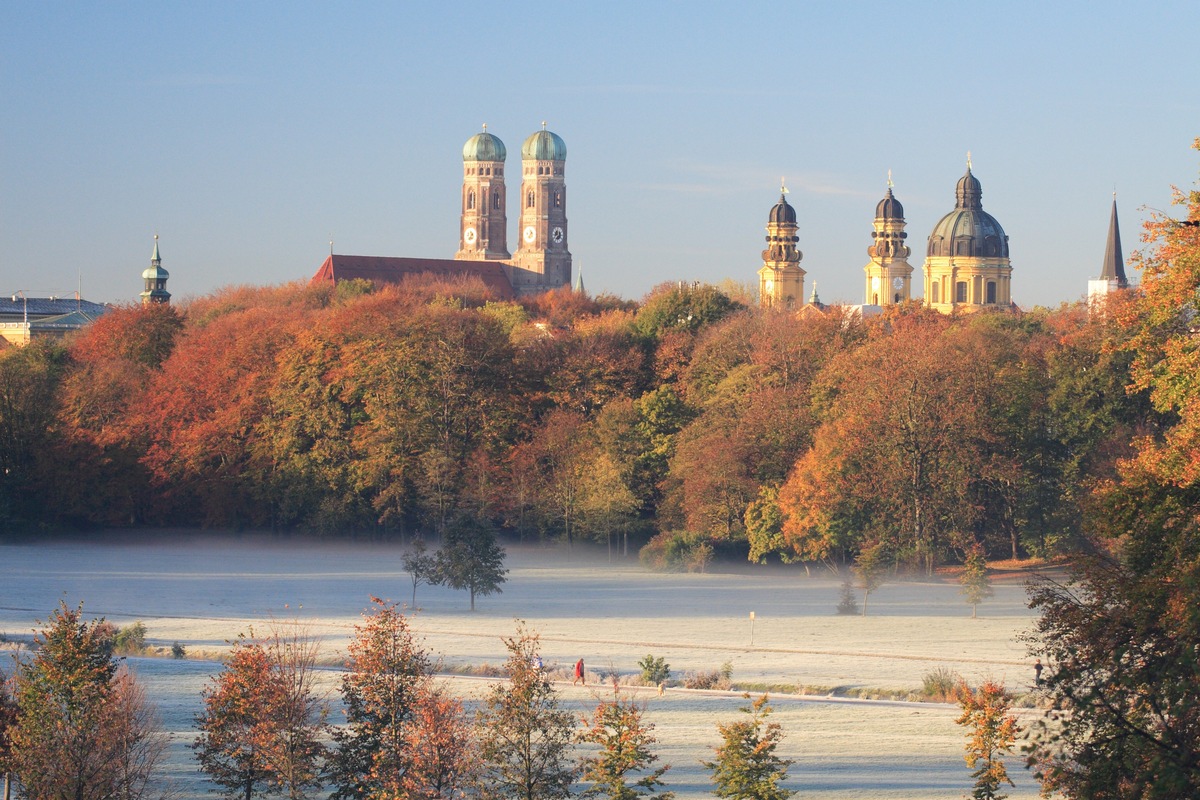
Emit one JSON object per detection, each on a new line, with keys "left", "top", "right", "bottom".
{"left": 0, "top": 537, "right": 1041, "bottom": 798}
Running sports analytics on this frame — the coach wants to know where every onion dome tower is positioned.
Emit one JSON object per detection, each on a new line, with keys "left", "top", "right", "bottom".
{"left": 511, "top": 122, "right": 571, "bottom": 294}
{"left": 922, "top": 156, "right": 1012, "bottom": 312}
{"left": 758, "top": 181, "right": 805, "bottom": 309}
{"left": 140, "top": 235, "right": 171, "bottom": 306}
{"left": 1088, "top": 194, "right": 1129, "bottom": 304}
{"left": 862, "top": 174, "right": 914, "bottom": 306}
{"left": 455, "top": 125, "right": 510, "bottom": 261}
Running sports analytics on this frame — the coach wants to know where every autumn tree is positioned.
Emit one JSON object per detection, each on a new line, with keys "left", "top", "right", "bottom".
{"left": 194, "top": 636, "right": 287, "bottom": 800}
{"left": 262, "top": 623, "right": 329, "bottom": 799}
{"left": 1023, "top": 143, "right": 1200, "bottom": 798}
{"left": 960, "top": 544, "right": 993, "bottom": 618}
{"left": 476, "top": 622, "right": 578, "bottom": 800}
{"left": 579, "top": 693, "right": 673, "bottom": 800}
{"left": 954, "top": 679, "right": 1017, "bottom": 800}
{"left": 436, "top": 516, "right": 507, "bottom": 611}
{"left": 0, "top": 672, "right": 14, "bottom": 794}
{"left": 8, "top": 602, "right": 167, "bottom": 800}
{"left": 403, "top": 684, "right": 477, "bottom": 800}
{"left": 330, "top": 597, "right": 432, "bottom": 800}
{"left": 703, "top": 694, "right": 795, "bottom": 800}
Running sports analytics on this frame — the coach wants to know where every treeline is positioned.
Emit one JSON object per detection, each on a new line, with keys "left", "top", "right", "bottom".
{"left": 0, "top": 600, "right": 794, "bottom": 800}
{"left": 0, "top": 268, "right": 1155, "bottom": 570}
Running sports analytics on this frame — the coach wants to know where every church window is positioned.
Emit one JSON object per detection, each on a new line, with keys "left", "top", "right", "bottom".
{"left": 467, "top": 191, "right": 475, "bottom": 210}
{"left": 493, "top": 190, "right": 501, "bottom": 209}
{"left": 872, "top": 293, "right": 879, "bottom": 305}
{"left": 986, "top": 281, "right": 997, "bottom": 304}
{"left": 955, "top": 281, "right": 968, "bottom": 303}
{"left": 554, "top": 191, "right": 562, "bottom": 207}
{"left": 527, "top": 190, "right": 535, "bottom": 208}
{"left": 931, "top": 283, "right": 940, "bottom": 304}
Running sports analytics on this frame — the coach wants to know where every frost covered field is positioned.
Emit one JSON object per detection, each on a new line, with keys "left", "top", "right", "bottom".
{"left": 0, "top": 536, "right": 1044, "bottom": 798}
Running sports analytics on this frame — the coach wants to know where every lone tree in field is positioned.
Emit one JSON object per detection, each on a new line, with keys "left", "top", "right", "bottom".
{"left": 403, "top": 539, "right": 441, "bottom": 609}
{"left": 704, "top": 694, "right": 795, "bottom": 800}
{"left": 960, "top": 543, "right": 993, "bottom": 618}
{"left": 954, "top": 679, "right": 1017, "bottom": 800}
{"left": 194, "top": 636, "right": 287, "bottom": 800}
{"left": 329, "top": 598, "right": 432, "bottom": 800}
{"left": 580, "top": 692, "right": 674, "bottom": 800}
{"left": 437, "top": 515, "right": 508, "bottom": 611}
{"left": 262, "top": 623, "right": 329, "bottom": 800}
{"left": 855, "top": 542, "right": 889, "bottom": 617}
{"left": 9, "top": 602, "right": 167, "bottom": 800}
{"left": 476, "top": 622, "right": 578, "bottom": 800}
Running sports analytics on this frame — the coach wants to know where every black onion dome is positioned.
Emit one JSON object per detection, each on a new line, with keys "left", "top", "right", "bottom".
{"left": 927, "top": 168, "right": 1009, "bottom": 258}
{"left": 769, "top": 194, "right": 796, "bottom": 224}
{"left": 875, "top": 187, "right": 904, "bottom": 220}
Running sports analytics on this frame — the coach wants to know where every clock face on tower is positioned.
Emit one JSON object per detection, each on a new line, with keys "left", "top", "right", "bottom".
{"left": 764, "top": 279, "right": 774, "bottom": 293}
{"left": 523, "top": 226, "right": 537, "bottom": 244}
{"left": 893, "top": 277, "right": 904, "bottom": 290}
{"left": 871, "top": 276, "right": 881, "bottom": 291}
{"left": 464, "top": 227, "right": 477, "bottom": 244}
{"left": 551, "top": 226, "right": 564, "bottom": 244}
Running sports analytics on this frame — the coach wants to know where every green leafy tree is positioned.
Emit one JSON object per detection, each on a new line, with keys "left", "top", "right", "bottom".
{"left": 476, "top": 622, "right": 578, "bottom": 800}
{"left": 959, "top": 544, "right": 993, "bottom": 618}
{"left": 637, "top": 655, "right": 670, "bottom": 685}
{"left": 703, "top": 694, "right": 795, "bottom": 800}
{"left": 330, "top": 598, "right": 432, "bottom": 800}
{"left": 9, "top": 602, "right": 167, "bottom": 800}
{"left": 194, "top": 636, "right": 286, "bottom": 800}
{"left": 954, "top": 679, "right": 1017, "bottom": 800}
{"left": 437, "top": 516, "right": 507, "bottom": 611}
{"left": 579, "top": 693, "right": 673, "bottom": 800}
{"left": 855, "top": 542, "right": 889, "bottom": 617}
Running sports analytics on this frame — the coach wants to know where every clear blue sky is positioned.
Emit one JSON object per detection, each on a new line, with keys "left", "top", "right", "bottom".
{"left": 2, "top": 1, "right": 1197, "bottom": 307}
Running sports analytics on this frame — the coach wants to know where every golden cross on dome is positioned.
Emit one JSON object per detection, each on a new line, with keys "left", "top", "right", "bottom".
{"left": 780, "top": 177, "right": 789, "bottom": 195}
{"left": 541, "top": 120, "right": 547, "bottom": 130}
{"left": 482, "top": 123, "right": 487, "bottom": 132}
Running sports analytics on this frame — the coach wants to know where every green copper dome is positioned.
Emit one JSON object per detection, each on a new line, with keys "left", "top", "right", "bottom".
{"left": 463, "top": 130, "right": 506, "bottom": 162}
{"left": 522, "top": 128, "right": 567, "bottom": 161}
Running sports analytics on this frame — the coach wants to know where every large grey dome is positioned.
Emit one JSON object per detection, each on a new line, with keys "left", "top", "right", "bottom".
{"left": 926, "top": 168, "right": 1009, "bottom": 258}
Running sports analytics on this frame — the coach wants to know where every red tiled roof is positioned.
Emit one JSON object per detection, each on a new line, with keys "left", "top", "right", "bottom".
{"left": 311, "top": 255, "right": 515, "bottom": 299}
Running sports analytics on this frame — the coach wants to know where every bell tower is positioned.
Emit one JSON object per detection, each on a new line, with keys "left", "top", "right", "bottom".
{"left": 140, "top": 235, "right": 171, "bottom": 306}
{"left": 456, "top": 125, "right": 510, "bottom": 261}
{"left": 757, "top": 181, "right": 805, "bottom": 309}
{"left": 863, "top": 174, "right": 914, "bottom": 305}
{"left": 511, "top": 123, "right": 571, "bottom": 294}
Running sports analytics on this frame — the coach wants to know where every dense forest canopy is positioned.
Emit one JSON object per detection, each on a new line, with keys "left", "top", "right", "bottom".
{"left": 0, "top": 242, "right": 1171, "bottom": 572}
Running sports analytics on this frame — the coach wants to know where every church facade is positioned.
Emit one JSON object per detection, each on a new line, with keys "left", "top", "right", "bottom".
{"left": 312, "top": 125, "right": 572, "bottom": 298}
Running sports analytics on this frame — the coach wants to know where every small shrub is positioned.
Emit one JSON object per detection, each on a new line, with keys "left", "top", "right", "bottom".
{"left": 682, "top": 668, "right": 731, "bottom": 690}
{"left": 171, "top": 641, "right": 187, "bottom": 659}
{"left": 836, "top": 576, "right": 859, "bottom": 615}
{"left": 922, "top": 666, "right": 962, "bottom": 701}
{"left": 639, "top": 654, "right": 671, "bottom": 684}
{"left": 113, "top": 621, "right": 147, "bottom": 655}
{"left": 686, "top": 542, "right": 714, "bottom": 573}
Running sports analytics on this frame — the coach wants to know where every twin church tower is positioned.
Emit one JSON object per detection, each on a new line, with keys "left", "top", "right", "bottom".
{"left": 453, "top": 124, "right": 572, "bottom": 295}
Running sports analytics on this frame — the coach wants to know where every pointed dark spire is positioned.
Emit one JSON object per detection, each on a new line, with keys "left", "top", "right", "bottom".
{"left": 1099, "top": 197, "right": 1127, "bottom": 288}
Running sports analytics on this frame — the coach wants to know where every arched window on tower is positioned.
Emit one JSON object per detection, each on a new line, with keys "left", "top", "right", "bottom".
{"left": 493, "top": 190, "right": 501, "bottom": 209}
{"left": 554, "top": 191, "right": 562, "bottom": 208}
{"left": 956, "top": 281, "right": 968, "bottom": 303}
{"left": 527, "top": 190, "right": 535, "bottom": 208}
{"left": 467, "top": 191, "right": 475, "bottom": 210}
{"left": 986, "top": 281, "right": 997, "bottom": 304}
{"left": 931, "top": 283, "right": 940, "bottom": 304}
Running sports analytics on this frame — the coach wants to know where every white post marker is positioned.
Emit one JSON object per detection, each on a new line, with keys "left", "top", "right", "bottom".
{"left": 749, "top": 611, "right": 755, "bottom": 647}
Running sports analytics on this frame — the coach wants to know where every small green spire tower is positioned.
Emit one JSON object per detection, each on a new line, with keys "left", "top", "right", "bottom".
{"left": 140, "top": 235, "right": 171, "bottom": 306}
